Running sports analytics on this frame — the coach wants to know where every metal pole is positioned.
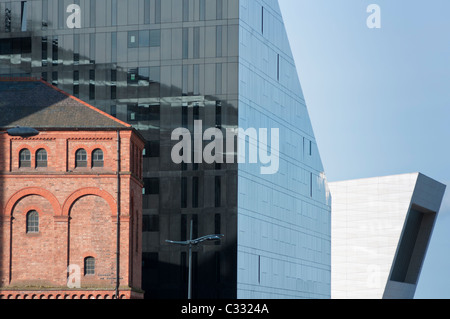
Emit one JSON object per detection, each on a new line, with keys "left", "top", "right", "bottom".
{"left": 115, "top": 130, "right": 121, "bottom": 299}
{"left": 188, "top": 219, "right": 193, "bottom": 299}
{"left": 165, "top": 227, "right": 223, "bottom": 300}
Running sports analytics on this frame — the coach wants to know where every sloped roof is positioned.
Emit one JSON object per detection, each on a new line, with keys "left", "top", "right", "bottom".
{"left": 0, "top": 78, "right": 131, "bottom": 130}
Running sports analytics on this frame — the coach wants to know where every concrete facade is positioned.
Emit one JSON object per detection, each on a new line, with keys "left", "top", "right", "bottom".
{"left": 329, "top": 173, "right": 446, "bottom": 299}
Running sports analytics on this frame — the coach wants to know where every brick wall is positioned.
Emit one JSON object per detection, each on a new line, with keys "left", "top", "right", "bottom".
{"left": 0, "top": 129, "right": 144, "bottom": 299}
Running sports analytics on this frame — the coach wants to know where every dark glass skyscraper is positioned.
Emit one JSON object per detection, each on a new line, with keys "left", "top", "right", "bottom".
{"left": 0, "top": 0, "right": 331, "bottom": 299}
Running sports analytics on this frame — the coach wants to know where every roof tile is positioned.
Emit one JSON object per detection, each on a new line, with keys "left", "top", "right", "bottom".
{"left": 0, "top": 79, "right": 129, "bottom": 129}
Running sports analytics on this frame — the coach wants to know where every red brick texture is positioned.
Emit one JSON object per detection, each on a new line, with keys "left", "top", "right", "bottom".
{"left": 0, "top": 129, "right": 144, "bottom": 299}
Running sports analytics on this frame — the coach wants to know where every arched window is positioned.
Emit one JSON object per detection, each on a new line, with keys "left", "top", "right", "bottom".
{"left": 26, "top": 210, "right": 39, "bottom": 233}
{"left": 75, "top": 149, "right": 87, "bottom": 168}
{"left": 36, "top": 149, "right": 48, "bottom": 168}
{"left": 19, "top": 149, "right": 31, "bottom": 168}
{"left": 92, "top": 149, "right": 104, "bottom": 167}
{"left": 84, "top": 257, "right": 95, "bottom": 275}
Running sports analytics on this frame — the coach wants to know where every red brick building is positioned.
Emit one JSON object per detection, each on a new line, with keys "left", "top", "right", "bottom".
{"left": 0, "top": 78, "right": 145, "bottom": 299}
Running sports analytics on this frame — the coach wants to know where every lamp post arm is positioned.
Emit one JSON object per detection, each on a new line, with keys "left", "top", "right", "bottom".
{"left": 165, "top": 232, "right": 224, "bottom": 300}
{"left": 1, "top": 127, "right": 39, "bottom": 138}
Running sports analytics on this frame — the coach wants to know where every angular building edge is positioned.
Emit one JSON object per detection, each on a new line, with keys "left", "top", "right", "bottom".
{"left": 329, "top": 172, "right": 446, "bottom": 299}
{"left": 384, "top": 173, "right": 446, "bottom": 299}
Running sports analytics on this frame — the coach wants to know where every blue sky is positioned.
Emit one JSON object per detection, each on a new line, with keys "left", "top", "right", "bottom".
{"left": 278, "top": 0, "right": 450, "bottom": 298}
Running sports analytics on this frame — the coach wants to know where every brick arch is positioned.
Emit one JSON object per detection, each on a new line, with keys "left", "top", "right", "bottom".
{"left": 34, "top": 145, "right": 51, "bottom": 165}
{"left": 15, "top": 144, "right": 34, "bottom": 155}
{"left": 3, "top": 187, "right": 61, "bottom": 217}
{"left": 61, "top": 188, "right": 116, "bottom": 217}
{"left": 89, "top": 145, "right": 108, "bottom": 156}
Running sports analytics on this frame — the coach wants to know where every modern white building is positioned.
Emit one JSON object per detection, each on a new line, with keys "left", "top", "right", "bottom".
{"left": 329, "top": 173, "right": 446, "bottom": 299}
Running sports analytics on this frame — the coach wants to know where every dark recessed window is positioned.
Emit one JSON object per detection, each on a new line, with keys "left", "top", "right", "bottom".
{"left": 144, "top": 141, "right": 160, "bottom": 158}
{"left": 143, "top": 215, "right": 159, "bottom": 232}
{"left": 193, "top": 103, "right": 200, "bottom": 120}
{"left": 89, "top": 34, "right": 95, "bottom": 64}
{"left": 75, "top": 149, "right": 87, "bottom": 168}
{"left": 36, "top": 149, "right": 48, "bottom": 168}
{"left": 41, "top": 36, "right": 47, "bottom": 66}
{"left": 92, "top": 149, "right": 104, "bottom": 167}
{"left": 192, "top": 176, "right": 199, "bottom": 208}
{"left": 215, "top": 176, "right": 221, "bottom": 208}
{"left": 52, "top": 71, "right": 58, "bottom": 87}
{"left": 73, "top": 84, "right": 79, "bottom": 97}
{"left": 73, "top": 70, "right": 79, "bottom": 83}
{"left": 215, "top": 101, "right": 222, "bottom": 128}
{"left": 111, "top": 69, "right": 117, "bottom": 82}
{"left": 182, "top": 103, "right": 188, "bottom": 128}
{"left": 73, "top": 34, "right": 80, "bottom": 65}
{"left": 84, "top": 257, "right": 95, "bottom": 275}
{"left": 52, "top": 36, "right": 58, "bottom": 65}
{"left": 74, "top": 53, "right": 79, "bottom": 65}
{"left": 73, "top": 70, "right": 79, "bottom": 97}
{"left": 192, "top": 215, "right": 198, "bottom": 239}
{"left": 149, "top": 105, "right": 160, "bottom": 121}
{"left": 19, "top": 149, "right": 31, "bottom": 168}
{"left": 111, "top": 85, "right": 116, "bottom": 100}
{"left": 215, "top": 214, "right": 221, "bottom": 246}
{"left": 26, "top": 210, "right": 39, "bottom": 233}
{"left": 142, "top": 252, "right": 158, "bottom": 270}
{"left": 181, "top": 177, "right": 187, "bottom": 208}
{"left": 89, "top": 69, "right": 95, "bottom": 100}
{"left": 144, "top": 178, "right": 159, "bottom": 195}
{"left": 111, "top": 69, "right": 117, "bottom": 99}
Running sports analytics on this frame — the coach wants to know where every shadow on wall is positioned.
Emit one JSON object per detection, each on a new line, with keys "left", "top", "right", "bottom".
{"left": 143, "top": 239, "right": 237, "bottom": 300}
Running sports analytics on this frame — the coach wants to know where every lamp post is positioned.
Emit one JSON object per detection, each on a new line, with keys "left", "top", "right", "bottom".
{"left": 166, "top": 219, "right": 224, "bottom": 299}
{"left": 1, "top": 126, "right": 39, "bottom": 138}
